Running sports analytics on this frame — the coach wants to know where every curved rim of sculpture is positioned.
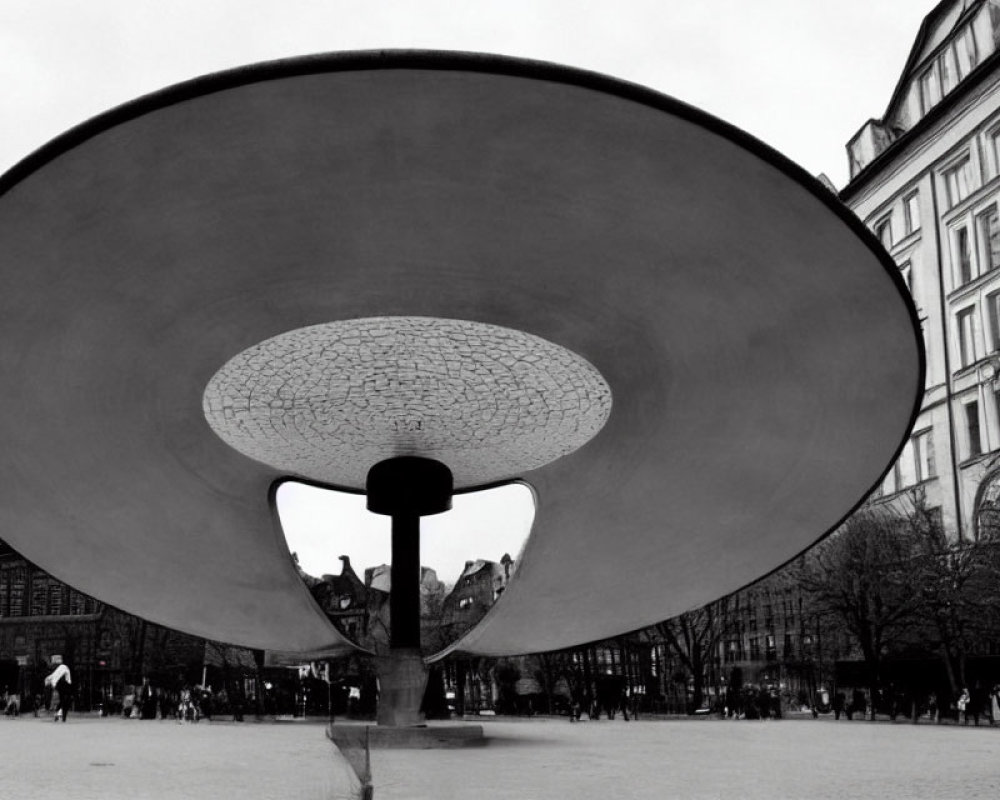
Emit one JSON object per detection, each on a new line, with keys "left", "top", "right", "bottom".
{"left": 0, "top": 50, "right": 923, "bottom": 658}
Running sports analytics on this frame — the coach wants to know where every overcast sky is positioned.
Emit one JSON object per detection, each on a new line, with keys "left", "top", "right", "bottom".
{"left": 3, "top": 1, "right": 932, "bottom": 189}
{"left": 1, "top": 1, "right": 935, "bottom": 583}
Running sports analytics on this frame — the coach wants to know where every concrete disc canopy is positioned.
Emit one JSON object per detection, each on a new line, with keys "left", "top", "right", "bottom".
{"left": 0, "top": 51, "right": 921, "bottom": 656}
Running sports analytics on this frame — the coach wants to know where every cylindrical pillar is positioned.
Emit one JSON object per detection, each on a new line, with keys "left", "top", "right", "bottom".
{"left": 366, "top": 457, "right": 453, "bottom": 727}
{"left": 390, "top": 513, "right": 421, "bottom": 650}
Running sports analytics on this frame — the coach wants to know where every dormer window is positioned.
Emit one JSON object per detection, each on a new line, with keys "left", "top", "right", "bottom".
{"left": 920, "top": 66, "right": 941, "bottom": 113}
{"left": 941, "top": 46, "right": 959, "bottom": 93}
{"left": 955, "top": 25, "right": 977, "bottom": 77}
{"left": 918, "top": 24, "right": 979, "bottom": 116}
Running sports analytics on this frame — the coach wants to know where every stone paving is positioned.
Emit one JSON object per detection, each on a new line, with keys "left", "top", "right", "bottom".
{"left": 0, "top": 715, "right": 358, "bottom": 800}
{"left": 367, "top": 716, "right": 1000, "bottom": 800}
{"left": 2, "top": 713, "right": 999, "bottom": 799}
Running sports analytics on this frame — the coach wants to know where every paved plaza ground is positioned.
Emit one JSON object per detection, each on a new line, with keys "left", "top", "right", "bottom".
{"left": 1, "top": 713, "right": 998, "bottom": 799}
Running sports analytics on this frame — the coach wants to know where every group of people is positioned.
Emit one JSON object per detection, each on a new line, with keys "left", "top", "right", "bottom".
{"left": 3, "top": 661, "right": 251, "bottom": 724}
{"left": 955, "top": 684, "right": 1000, "bottom": 725}
{"left": 828, "top": 684, "right": 1000, "bottom": 724}
{"left": 830, "top": 688, "right": 869, "bottom": 720}
{"left": 568, "top": 681, "right": 636, "bottom": 721}
{"left": 114, "top": 679, "right": 221, "bottom": 723}
{"left": 724, "top": 684, "right": 783, "bottom": 720}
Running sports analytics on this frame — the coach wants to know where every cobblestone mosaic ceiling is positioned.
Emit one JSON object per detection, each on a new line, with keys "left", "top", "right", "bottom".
{"left": 203, "top": 317, "right": 612, "bottom": 489}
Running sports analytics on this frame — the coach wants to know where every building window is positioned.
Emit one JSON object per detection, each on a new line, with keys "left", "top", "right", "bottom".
{"left": 945, "top": 159, "right": 972, "bottom": 208}
{"left": 920, "top": 66, "right": 941, "bottom": 113}
{"left": 765, "top": 635, "right": 777, "bottom": 661}
{"left": 967, "top": 400, "right": 983, "bottom": 457}
{"left": 988, "top": 291, "right": 1000, "bottom": 352}
{"left": 882, "top": 459, "right": 902, "bottom": 496}
{"left": 976, "top": 470, "right": 1000, "bottom": 540}
{"left": 979, "top": 207, "right": 1000, "bottom": 274}
{"left": 749, "top": 637, "right": 760, "bottom": 661}
{"left": 995, "top": 389, "right": 1000, "bottom": 453}
{"left": 941, "top": 45, "right": 960, "bottom": 93}
{"left": 912, "top": 429, "right": 936, "bottom": 481}
{"left": 899, "top": 261, "right": 913, "bottom": 294}
{"left": 919, "top": 26, "right": 979, "bottom": 117}
{"left": 904, "top": 192, "right": 921, "bottom": 234}
{"left": 955, "top": 225, "right": 974, "bottom": 285}
{"left": 958, "top": 306, "right": 978, "bottom": 367}
{"left": 955, "top": 25, "right": 978, "bottom": 78}
{"left": 875, "top": 217, "right": 893, "bottom": 249}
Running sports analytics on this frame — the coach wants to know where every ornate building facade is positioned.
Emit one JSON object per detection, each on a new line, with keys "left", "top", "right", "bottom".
{"left": 844, "top": 0, "right": 1000, "bottom": 541}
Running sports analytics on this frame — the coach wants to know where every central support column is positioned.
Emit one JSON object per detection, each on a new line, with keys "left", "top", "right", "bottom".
{"left": 390, "top": 512, "right": 420, "bottom": 650}
{"left": 366, "top": 456, "right": 453, "bottom": 726}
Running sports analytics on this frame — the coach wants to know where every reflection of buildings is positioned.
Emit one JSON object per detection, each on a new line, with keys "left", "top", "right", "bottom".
{"left": 843, "top": 0, "right": 1000, "bottom": 542}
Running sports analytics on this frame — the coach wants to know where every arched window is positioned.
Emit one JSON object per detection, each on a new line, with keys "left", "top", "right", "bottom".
{"left": 975, "top": 471, "right": 1000, "bottom": 540}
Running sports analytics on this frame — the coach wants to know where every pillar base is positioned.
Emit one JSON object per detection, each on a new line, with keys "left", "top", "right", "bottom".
{"left": 376, "top": 649, "right": 427, "bottom": 727}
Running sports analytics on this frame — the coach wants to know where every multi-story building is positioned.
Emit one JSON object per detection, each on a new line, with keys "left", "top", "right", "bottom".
{"left": 650, "top": 3, "right": 1000, "bottom": 711}
{"left": 440, "top": 556, "right": 515, "bottom": 632}
{"left": 843, "top": 0, "right": 1000, "bottom": 540}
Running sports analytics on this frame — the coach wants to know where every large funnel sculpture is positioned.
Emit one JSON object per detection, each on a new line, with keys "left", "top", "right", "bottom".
{"left": 0, "top": 52, "right": 921, "bottom": 660}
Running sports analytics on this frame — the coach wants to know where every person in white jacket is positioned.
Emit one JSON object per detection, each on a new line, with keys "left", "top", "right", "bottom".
{"left": 44, "top": 662, "right": 72, "bottom": 722}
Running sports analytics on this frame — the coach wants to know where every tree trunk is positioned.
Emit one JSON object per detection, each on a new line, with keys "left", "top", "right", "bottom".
{"left": 253, "top": 649, "right": 266, "bottom": 720}
{"left": 691, "top": 652, "right": 704, "bottom": 713}
{"left": 939, "top": 640, "right": 958, "bottom": 699}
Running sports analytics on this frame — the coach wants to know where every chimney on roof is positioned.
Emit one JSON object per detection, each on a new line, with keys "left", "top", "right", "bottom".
{"left": 501, "top": 552, "right": 513, "bottom": 580}
{"left": 339, "top": 555, "right": 360, "bottom": 581}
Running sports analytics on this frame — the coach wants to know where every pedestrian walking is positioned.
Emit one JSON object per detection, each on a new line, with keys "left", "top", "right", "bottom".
{"left": 849, "top": 689, "right": 866, "bottom": 721}
{"left": 3, "top": 686, "right": 20, "bottom": 717}
{"left": 957, "top": 687, "right": 970, "bottom": 725}
{"left": 178, "top": 684, "right": 193, "bottom": 723}
{"left": 43, "top": 660, "right": 72, "bottom": 722}
{"left": 832, "top": 691, "right": 845, "bottom": 720}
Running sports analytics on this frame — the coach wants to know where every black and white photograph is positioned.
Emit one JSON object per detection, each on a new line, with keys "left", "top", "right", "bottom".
{"left": 0, "top": 2, "right": 997, "bottom": 798}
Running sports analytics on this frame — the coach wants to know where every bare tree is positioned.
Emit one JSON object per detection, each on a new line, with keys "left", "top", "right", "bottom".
{"left": 797, "top": 500, "right": 929, "bottom": 714}
{"left": 655, "top": 602, "right": 723, "bottom": 713}
{"left": 908, "top": 494, "right": 1000, "bottom": 698}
